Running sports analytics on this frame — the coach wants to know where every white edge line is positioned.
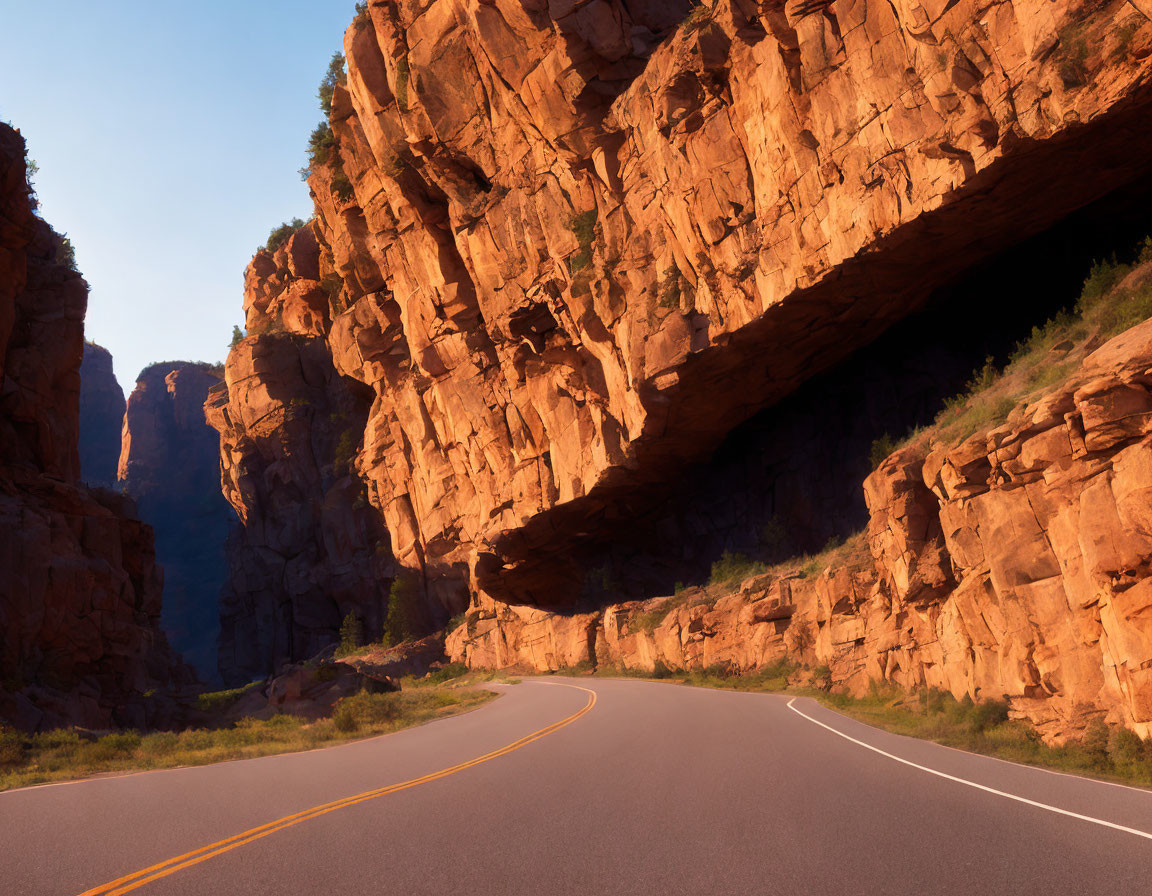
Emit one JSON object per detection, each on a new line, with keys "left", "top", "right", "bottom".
{"left": 786, "top": 697, "right": 1152, "bottom": 843}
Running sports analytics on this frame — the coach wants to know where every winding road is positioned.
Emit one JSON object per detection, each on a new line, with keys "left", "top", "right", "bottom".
{"left": 2, "top": 678, "right": 1151, "bottom": 895}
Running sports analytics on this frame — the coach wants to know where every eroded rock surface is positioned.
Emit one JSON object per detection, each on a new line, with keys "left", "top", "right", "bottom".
{"left": 119, "top": 363, "right": 234, "bottom": 681}
{"left": 450, "top": 318, "right": 1152, "bottom": 742}
{"left": 206, "top": 230, "right": 396, "bottom": 685}
{"left": 0, "top": 124, "right": 193, "bottom": 731}
{"left": 304, "top": 0, "right": 1152, "bottom": 609}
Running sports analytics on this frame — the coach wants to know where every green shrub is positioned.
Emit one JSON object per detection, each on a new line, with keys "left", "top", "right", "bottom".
{"left": 331, "top": 166, "right": 354, "bottom": 202}
{"left": 1108, "top": 727, "right": 1146, "bottom": 767}
{"left": 384, "top": 574, "right": 422, "bottom": 644}
{"left": 1080, "top": 718, "right": 1111, "bottom": 768}
{"left": 337, "top": 611, "right": 363, "bottom": 657}
{"left": 0, "top": 728, "right": 24, "bottom": 766}
{"left": 425, "top": 662, "right": 468, "bottom": 685}
{"left": 333, "top": 427, "right": 360, "bottom": 474}
{"left": 264, "top": 218, "right": 305, "bottom": 253}
{"left": 1076, "top": 257, "right": 1130, "bottom": 315}
{"left": 567, "top": 210, "right": 597, "bottom": 274}
{"left": 709, "top": 551, "right": 764, "bottom": 586}
{"left": 395, "top": 56, "right": 410, "bottom": 112}
{"left": 318, "top": 52, "right": 346, "bottom": 116}
{"left": 869, "top": 434, "right": 897, "bottom": 469}
{"left": 230, "top": 325, "right": 245, "bottom": 349}
{"left": 90, "top": 731, "right": 141, "bottom": 762}
{"left": 54, "top": 232, "right": 78, "bottom": 272}
{"left": 300, "top": 123, "right": 336, "bottom": 181}
{"left": 195, "top": 681, "right": 262, "bottom": 713}
{"left": 332, "top": 702, "right": 360, "bottom": 733}
{"left": 682, "top": 2, "right": 712, "bottom": 32}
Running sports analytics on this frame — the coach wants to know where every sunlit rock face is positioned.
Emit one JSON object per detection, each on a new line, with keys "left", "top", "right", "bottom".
{"left": 212, "top": 0, "right": 1152, "bottom": 739}
{"left": 118, "top": 363, "right": 235, "bottom": 682}
{"left": 0, "top": 123, "right": 193, "bottom": 732}
{"left": 78, "top": 342, "right": 125, "bottom": 487}
{"left": 300, "top": 0, "right": 1152, "bottom": 610}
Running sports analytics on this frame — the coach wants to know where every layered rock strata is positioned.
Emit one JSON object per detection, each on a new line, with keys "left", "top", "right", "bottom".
{"left": 0, "top": 124, "right": 192, "bottom": 731}
{"left": 450, "top": 316, "right": 1152, "bottom": 742}
{"left": 299, "top": 0, "right": 1152, "bottom": 610}
{"left": 119, "top": 363, "right": 234, "bottom": 681}
{"left": 77, "top": 341, "right": 125, "bottom": 487}
{"left": 206, "top": 228, "right": 396, "bottom": 685}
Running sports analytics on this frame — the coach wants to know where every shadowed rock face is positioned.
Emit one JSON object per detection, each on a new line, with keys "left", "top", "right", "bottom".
{"left": 206, "top": 238, "right": 396, "bottom": 684}
{"left": 0, "top": 123, "right": 193, "bottom": 731}
{"left": 78, "top": 342, "right": 125, "bottom": 487}
{"left": 118, "top": 363, "right": 235, "bottom": 682}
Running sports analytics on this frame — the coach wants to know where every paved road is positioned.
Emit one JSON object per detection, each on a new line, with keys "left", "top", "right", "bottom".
{"left": 2, "top": 678, "right": 1151, "bottom": 895}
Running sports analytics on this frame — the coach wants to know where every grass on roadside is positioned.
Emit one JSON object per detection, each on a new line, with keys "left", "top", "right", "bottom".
{"left": 0, "top": 684, "right": 494, "bottom": 792}
{"left": 556, "top": 665, "right": 1152, "bottom": 788}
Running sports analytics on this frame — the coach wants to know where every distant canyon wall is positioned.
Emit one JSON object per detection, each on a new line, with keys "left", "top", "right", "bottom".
{"left": 117, "top": 362, "right": 235, "bottom": 682}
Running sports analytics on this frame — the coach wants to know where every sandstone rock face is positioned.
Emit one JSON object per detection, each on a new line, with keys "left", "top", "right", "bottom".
{"left": 78, "top": 342, "right": 125, "bottom": 487}
{"left": 119, "top": 363, "right": 234, "bottom": 681}
{"left": 0, "top": 124, "right": 193, "bottom": 731}
{"left": 206, "top": 231, "right": 396, "bottom": 685}
{"left": 450, "top": 318, "right": 1152, "bottom": 742}
{"left": 299, "top": 0, "right": 1152, "bottom": 611}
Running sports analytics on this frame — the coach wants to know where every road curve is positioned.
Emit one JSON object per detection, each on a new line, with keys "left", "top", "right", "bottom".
{"left": 2, "top": 678, "right": 1151, "bottom": 895}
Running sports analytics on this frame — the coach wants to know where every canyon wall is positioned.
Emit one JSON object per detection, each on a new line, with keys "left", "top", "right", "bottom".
{"left": 0, "top": 124, "right": 192, "bottom": 731}
{"left": 206, "top": 227, "right": 395, "bottom": 685}
{"left": 449, "top": 312, "right": 1152, "bottom": 742}
{"left": 298, "top": 0, "right": 1152, "bottom": 611}
{"left": 210, "top": 0, "right": 1152, "bottom": 736}
{"left": 78, "top": 341, "right": 125, "bottom": 487}
{"left": 119, "top": 363, "right": 234, "bottom": 681}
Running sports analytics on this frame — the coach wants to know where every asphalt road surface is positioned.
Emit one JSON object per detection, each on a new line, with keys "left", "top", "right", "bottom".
{"left": 2, "top": 678, "right": 1151, "bottom": 895}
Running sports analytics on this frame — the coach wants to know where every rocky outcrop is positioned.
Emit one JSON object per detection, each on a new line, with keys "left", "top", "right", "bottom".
{"left": 212, "top": 2, "right": 1152, "bottom": 736}
{"left": 118, "top": 363, "right": 234, "bottom": 681}
{"left": 206, "top": 231, "right": 396, "bottom": 685}
{"left": 78, "top": 342, "right": 125, "bottom": 487}
{"left": 450, "top": 316, "right": 1152, "bottom": 742}
{"left": 0, "top": 124, "right": 193, "bottom": 732}
{"left": 297, "top": 0, "right": 1152, "bottom": 612}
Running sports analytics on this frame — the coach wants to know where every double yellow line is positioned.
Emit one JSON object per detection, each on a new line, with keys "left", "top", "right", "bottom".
{"left": 79, "top": 684, "right": 596, "bottom": 896}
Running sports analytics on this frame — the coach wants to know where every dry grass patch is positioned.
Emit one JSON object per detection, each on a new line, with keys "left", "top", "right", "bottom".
{"left": 0, "top": 683, "right": 494, "bottom": 792}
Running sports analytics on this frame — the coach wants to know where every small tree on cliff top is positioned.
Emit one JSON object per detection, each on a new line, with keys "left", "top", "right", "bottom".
{"left": 318, "top": 53, "right": 346, "bottom": 116}
{"left": 230, "top": 325, "right": 245, "bottom": 349}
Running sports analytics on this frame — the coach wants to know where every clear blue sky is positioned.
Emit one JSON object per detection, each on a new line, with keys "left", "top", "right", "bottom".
{"left": 0, "top": 0, "right": 357, "bottom": 391}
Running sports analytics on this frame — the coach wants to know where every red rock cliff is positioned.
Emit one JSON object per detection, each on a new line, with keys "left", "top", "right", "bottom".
{"left": 296, "top": 0, "right": 1152, "bottom": 610}
{"left": 206, "top": 227, "right": 396, "bottom": 684}
{"left": 0, "top": 124, "right": 193, "bottom": 731}
{"left": 214, "top": 1, "right": 1152, "bottom": 734}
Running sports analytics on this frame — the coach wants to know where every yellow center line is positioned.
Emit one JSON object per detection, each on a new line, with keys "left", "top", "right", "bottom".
{"left": 78, "top": 684, "right": 597, "bottom": 896}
